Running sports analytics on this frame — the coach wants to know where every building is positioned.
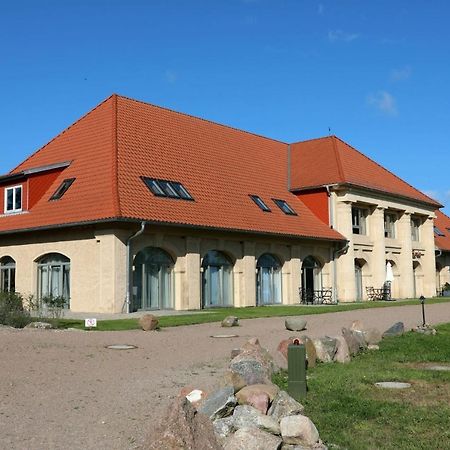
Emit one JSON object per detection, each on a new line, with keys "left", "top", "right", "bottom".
{"left": 0, "top": 95, "right": 444, "bottom": 313}
{"left": 435, "top": 210, "right": 450, "bottom": 290}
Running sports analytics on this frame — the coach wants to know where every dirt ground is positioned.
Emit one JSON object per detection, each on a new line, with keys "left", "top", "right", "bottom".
{"left": 1, "top": 302, "right": 450, "bottom": 450}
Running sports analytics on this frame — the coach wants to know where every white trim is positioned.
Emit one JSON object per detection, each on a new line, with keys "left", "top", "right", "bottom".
{"left": 4, "top": 185, "right": 23, "bottom": 214}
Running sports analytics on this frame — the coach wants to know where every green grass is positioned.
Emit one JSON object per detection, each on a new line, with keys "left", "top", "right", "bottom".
{"left": 52, "top": 296, "right": 450, "bottom": 331}
{"left": 273, "top": 323, "right": 450, "bottom": 450}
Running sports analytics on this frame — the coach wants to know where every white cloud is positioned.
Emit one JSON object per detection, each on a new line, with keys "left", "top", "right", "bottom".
{"left": 318, "top": 3, "right": 324, "bottom": 15}
{"left": 367, "top": 91, "right": 398, "bottom": 116}
{"left": 164, "top": 70, "right": 177, "bottom": 84}
{"left": 390, "top": 66, "right": 412, "bottom": 82}
{"left": 328, "top": 30, "right": 360, "bottom": 43}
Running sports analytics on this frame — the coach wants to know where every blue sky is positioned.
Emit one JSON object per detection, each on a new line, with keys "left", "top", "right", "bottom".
{"left": 1, "top": 0, "right": 449, "bottom": 213}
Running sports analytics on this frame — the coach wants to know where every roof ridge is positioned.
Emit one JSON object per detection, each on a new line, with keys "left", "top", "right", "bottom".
{"left": 9, "top": 95, "right": 116, "bottom": 174}
{"left": 115, "top": 94, "right": 288, "bottom": 145}
{"left": 333, "top": 136, "right": 442, "bottom": 207}
{"left": 331, "top": 136, "right": 345, "bottom": 182}
{"left": 290, "top": 135, "right": 336, "bottom": 145}
{"left": 112, "top": 94, "right": 121, "bottom": 216}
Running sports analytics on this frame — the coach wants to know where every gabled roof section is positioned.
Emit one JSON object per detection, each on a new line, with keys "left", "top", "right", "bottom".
{"left": 0, "top": 94, "right": 344, "bottom": 242}
{"left": 290, "top": 136, "right": 442, "bottom": 208}
{"left": 435, "top": 210, "right": 450, "bottom": 252}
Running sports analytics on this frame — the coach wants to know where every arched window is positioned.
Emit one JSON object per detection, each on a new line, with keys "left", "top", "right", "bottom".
{"left": 0, "top": 256, "right": 16, "bottom": 293}
{"left": 256, "top": 254, "right": 282, "bottom": 305}
{"left": 354, "top": 259, "right": 365, "bottom": 301}
{"left": 37, "top": 253, "right": 70, "bottom": 307}
{"left": 301, "top": 256, "right": 322, "bottom": 302}
{"left": 202, "top": 250, "right": 233, "bottom": 308}
{"left": 132, "top": 247, "right": 174, "bottom": 311}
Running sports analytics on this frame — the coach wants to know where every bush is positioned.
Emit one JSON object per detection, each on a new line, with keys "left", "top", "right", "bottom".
{"left": 41, "top": 295, "right": 67, "bottom": 320}
{"left": 0, "top": 291, "right": 32, "bottom": 328}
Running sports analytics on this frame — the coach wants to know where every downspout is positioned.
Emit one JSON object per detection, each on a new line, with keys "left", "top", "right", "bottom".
{"left": 436, "top": 249, "right": 442, "bottom": 258}
{"left": 124, "top": 221, "right": 146, "bottom": 313}
{"left": 332, "top": 240, "right": 350, "bottom": 304}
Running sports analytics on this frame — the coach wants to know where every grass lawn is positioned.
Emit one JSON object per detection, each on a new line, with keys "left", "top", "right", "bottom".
{"left": 53, "top": 297, "right": 450, "bottom": 331}
{"left": 273, "top": 323, "right": 450, "bottom": 450}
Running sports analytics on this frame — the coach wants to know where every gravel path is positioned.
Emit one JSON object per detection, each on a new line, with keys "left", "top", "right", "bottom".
{"left": 1, "top": 302, "right": 450, "bottom": 450}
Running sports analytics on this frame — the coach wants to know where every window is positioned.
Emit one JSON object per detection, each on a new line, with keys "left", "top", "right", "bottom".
{"left": 49, "top": 178, "right": 75, "bottom": 200}
{"left": 384, "top": 212, "right": 397, "bottom": 238}
{"left": 434, "top": 226, "right": 445, "bottom": 237}
{"left": 273, "top": 199, "right": 297, "bottom": 215}
{"left": 256, "top": 254, "right": 281, "bottom": 305}
{"left": 37, "top": 253, "right": 70, "bottom": 308}
{"left": 142, "top": 177, "right": 193, "bottom": 201}
{"left": 0, "top": 256, "right": 16, "bottom": 292}
{"left": 352, "top": 207, "right": 367, "bottom": 235}
{"left": 202, "top": 250, "right": 233, "bottom": 308}
{"left": 411, "top": 217, "right": 421, "bottom": 241}
{"left": 4, "top": 185, "right": 22, "bottom": 213}
{"left": 249, "top": 195, "right": 271, "bottom": 212}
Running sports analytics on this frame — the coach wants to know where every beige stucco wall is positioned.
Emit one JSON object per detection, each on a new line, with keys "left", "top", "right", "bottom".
{"left": 436, "top": 253, "right": 450, "bottom": 289}
{"left": 331, "top": 188, "right": 437, "bottom": 301}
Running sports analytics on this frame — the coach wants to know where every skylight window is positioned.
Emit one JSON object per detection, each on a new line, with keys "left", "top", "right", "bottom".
{"left": 142, "top": 177, "right": 194, "bottom": 201}
{"left": 249, "top": 195, "right": 271, "bottom": 212}
{"left": 434, "top": 226, "right": 445, "bottom": 237}
{"left": 50, "top": 178, "right": 75, "bottom": 201}
{"left": 273, "top": 199, "right": 297, "bottom": 215}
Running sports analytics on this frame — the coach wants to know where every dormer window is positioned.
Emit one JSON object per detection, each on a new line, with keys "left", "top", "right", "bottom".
{"left": 4, "top": 185, "right": 22, "bottom": 213}
{"left": 249, "top": 195, "right": 271, "bottom": 212}
{"left": 273, "top": 199, "right": 297, "bottom": 215}
{"left": 50, "top": 178, "right": 75, "bottom": 201}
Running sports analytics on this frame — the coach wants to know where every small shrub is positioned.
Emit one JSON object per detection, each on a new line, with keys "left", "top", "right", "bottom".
{"left": 41, "top": 295, "right": 67, "bottom": 320}
{"left": 0, "top": 291, "right": 32, "bottom": 328}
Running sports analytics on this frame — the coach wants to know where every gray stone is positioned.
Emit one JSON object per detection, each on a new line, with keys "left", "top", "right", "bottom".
{"left": 268, "top": 390, "right": 305, "bottom": 422}
{"left": 146, "top": 396, "right": 221, "bottom": 450}
{"left": 300, "top": 335, "right": 317, "bottom": 368}
{"left": 341, "top": 328, "right": 360, "bottom": 356}
{"left": 368, "top": 344, "right": 379, "bottom": 351}
{"left": 280, "top": 415, "right": 320, "bottom": 446}
{"left": 363, "top": 328, "right": 382, "bottom": 345}
{"left": 382, "top": 322, "right": 405, "bottom": 338}
{"left": 199, "top": 386, "right": 237, "bottom": 420}
{"left": 285, "top": 318, "right": 307, "bottom": 332}
{"left": 233, "top": 405, "right": 281, "bottom": 435}
{"left": 223, "top": 427, "right": 282, "bottom": 450}
{"left": 349, "top": 320, "right": 366, "bottom": 333}
{"left": 375, "top": 381, "right": 411, "bottom": 389}
{"left": 413, "top": 326, "right": 437, "bottom": 335}
{"left": 231, "top": 348, "right": 242, "bottom": 359}
{"left": 333, "top": 336, "right": 350, "bottom": 363}
{"left": 213, "top": 416, "right": 235, "bottom": 441}
{"left": 229, "top": 353, "right": 272, "bottom": 388}
{"left": 351, "top": 330, "right": 368, "bottom": 350}
{"left": 139, "top": 314, "right": 159, "bottom": 331}
{"left": 24, "top": 321, "right": 53, "bottom": 329}
{"left": 282, "top": 445, "right": 327, "bottom": 450}
{"left": 312, "top": 337, "right": 337, "bottom": 363}
{"left": 222, "top": 316, "right": 239, "bottom": 327}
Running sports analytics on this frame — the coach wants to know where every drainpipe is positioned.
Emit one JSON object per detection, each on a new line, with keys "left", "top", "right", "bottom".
{"left": 124, "top": 222, "right": 146, "bottom": 313}
{"left": 436, "top": 249, "right": 442, "bottom": 258}
{"left": 332, "top": 241, "right": 350, "bottom": 303}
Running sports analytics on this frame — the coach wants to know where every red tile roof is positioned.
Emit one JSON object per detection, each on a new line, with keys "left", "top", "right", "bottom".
{"left": 290, "top": 136, "right": 442, "bottom": 207}
{"left": 435, "top": 210, "right": 450, "bottom": 252}
{"left": 0, "top": 95, "right": 344, "bottom": 242}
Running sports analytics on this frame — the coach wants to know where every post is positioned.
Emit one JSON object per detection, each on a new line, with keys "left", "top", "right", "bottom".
{"left": 287, "top": 340, "right": 307, "bottom": 401}
{"left": 420, "top": 295, "right": 426, "bottom": 327}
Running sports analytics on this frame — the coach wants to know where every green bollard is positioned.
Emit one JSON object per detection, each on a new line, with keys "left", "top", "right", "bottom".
{"left": 287, "top": 340, "right": 307, "bottom": 401}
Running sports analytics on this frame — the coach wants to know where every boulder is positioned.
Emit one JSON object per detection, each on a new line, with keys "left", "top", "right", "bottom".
{"left": 312, "top": 337, "right": 337, "bottom": 363}
{"left": 280, "top": 415, "right": 320, "bottom": 447}
{"left": 341, "top": 328, "right": 360, "bottom": 356}
{"left": 368, "top": 344, "right": 379, "bottom": 351}
{"left": 236, "top": 384, "right": 279, "bottom": 414}
{"left": 363, "top": 328, "right": 382, "bottom": 345}
{"left": 223, "top": 427, "right": 282, "bottom": 450}
{"left": 350, "top": 320, "right": 366, "bottom": 333}
{"left": 222, "top": 316, "right": 239, "bottom": 327}
{"left": 268, "top": 390, "right": 305, "bottom": 422}
{"left": 146, "top": 396, "right": 221, "bottom": 450}
{"left": 333, "top": 336, "right": 350, "bottom": 363}
{"left": 222, "top": 370, "right": 248, "bottom": 392}
{"left": 277, "top": 336, "right": 317, "bottom": 369}
{"left": 180, "top": 387, "right": 207, "bottom": 409}
{"left": 198, "top": 386, "right": 237, "bottom": 420}
{"left": 281, "top": 444, "right": 327, "bottom": 450}
{"left": 233, "top": 405, "right": 280, "bottom": 435}
{"left": 213, "top": 416, "right": 235, "bottom": 442}
{"left": 24, "top": 321, "right": 53, "bottom": 329}
{"left": 351, "top": 330, "right": 367, "bottom": 350}
{"left": 300, "top": 335, "right": 317, "bottom": 368}
{"left": 231, "top": 348, "right": 242, "bottom": 359}
{"left": 229, "top": 350, "right": 273, "bottom": 388}
{"left": 382, "top": 322, "right": 405, "bottom": 338}
{"left": 139, "top": 314, "right": 159, "bottom": 331}
{"left": 285, "top": 318, "right": 307, "bottom": 332}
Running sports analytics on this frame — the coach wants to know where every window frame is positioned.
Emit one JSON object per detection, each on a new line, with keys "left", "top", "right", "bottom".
{"left": 272, "top": 198, "right": 297, "bottom": 216}
{"left": 384, "top": 212, "right": 397, "bottom": 239}
{"left": 49, "top": 178, "right": 76, "bottom": 201}
{"left": 141, "top": 177, "right": 194, "bottom": 201}
{"left": 411, "top": 217, "right": 421, "bottom": 242}
{"left": 249, "top": 195, "right": 271, "bottom": 212}
{"left": 4, "top": 185, "right": 23, "bottom": 213}
{"left": 352, "top": 207, "right": 367, "bottom": 235}
{"left": 434, "top": 226, "right": 445, "bottom": 237}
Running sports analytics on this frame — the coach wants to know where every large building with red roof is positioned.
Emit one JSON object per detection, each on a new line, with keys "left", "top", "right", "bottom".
{"left": 0, "top": 95, "right": 446, "bottom": 312}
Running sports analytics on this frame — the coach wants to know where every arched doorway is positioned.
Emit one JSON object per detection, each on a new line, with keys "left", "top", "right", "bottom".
{"left": 301, "top": 256, "right": 322, "bottom": 302}
{"left": 436, "top": 262, "right": 442, "bottom": 294}
{"left": 132, "top": 247, "right": 174, "bottom": 311}
{"left": 37, "top": 253, "right": 70, "bottom": 307}
{"left": 354, "top": 259, "right": 365, "bottom": 301}
{"left": 256, "top": 253, "right": 282, "bottom": 305}
{"left": 202, "top": 250, "right": 233, "bottom": 308}
{"left": 0, "top": 256, "right": 16, "bottom": 293}
{"left": 413, "top": 261, "right": 423, "bottom": 298}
